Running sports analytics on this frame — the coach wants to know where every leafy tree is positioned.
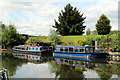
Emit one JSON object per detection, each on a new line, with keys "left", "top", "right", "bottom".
{"left": 2, "top": 23, "right": 25, "bottom": 48}
{"left": 90, "top": 30, "right": 98, "bottom": 35}
{"left": 49, "top": 28, "right": 61, "bottom": 44}
{"left": 86, "top": 28, "right": 91, "bottom": 35}
{"left": 96, "top": 14, "right": 111, "bottom": 35}
{"left": 53, "top": 3, "right": 86, "bottom": 36}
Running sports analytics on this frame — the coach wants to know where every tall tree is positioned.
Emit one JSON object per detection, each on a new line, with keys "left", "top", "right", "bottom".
{"left": 86, "top": 28, "right": 91, "bottom": 35}
{"left": 53, "top": 3, "right": 86, "bottom": 36}
{"left": 96, "top": 14, "right": 111, "bottom": 35}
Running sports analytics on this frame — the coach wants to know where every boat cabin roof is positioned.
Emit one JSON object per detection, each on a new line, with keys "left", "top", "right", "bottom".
{"left": 56, "top": 45, "right": 102, "bottom": 48}
{"left": 14, "top": 46, "right": 42, "bottom": 48}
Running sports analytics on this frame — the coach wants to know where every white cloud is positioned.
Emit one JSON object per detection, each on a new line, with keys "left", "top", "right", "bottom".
{"left": 0, "top": 0, "right": 119, "bottom": 36}
{"left": 82, "top": 0, "right": 119, "bottom": 31}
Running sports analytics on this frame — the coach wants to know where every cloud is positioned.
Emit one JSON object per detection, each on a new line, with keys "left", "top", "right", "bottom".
{"left": 82, "top": 0, "right": 119, "bottom": 31}
{"left": 0, "top": 0, "right": 119, "bottom": 36}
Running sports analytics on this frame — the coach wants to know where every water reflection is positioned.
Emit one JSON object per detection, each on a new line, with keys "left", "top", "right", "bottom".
{"left": 2, "top": 53, "right": 53, "bottom": 77}
{"left": 2, "top": 53, "right": 28, "bottom": 76}
{"left": 50, "top": 57, "right": 120, "bottom": 79}
{"left": 2, "top": 52, "right": 120, "bottom": 79}
{"left": 12, "top": 53, "right": 52, "bottom": 63}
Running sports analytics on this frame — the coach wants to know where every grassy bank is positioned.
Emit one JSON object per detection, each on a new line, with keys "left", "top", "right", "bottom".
{"left": 61, "top": 35, "right": 103, "bottom": 45}
{"left": 26, "top": 34, "right": 120, "bottom": 52}
{"left": 26, "top": 35, "right": 104, "bottom": 46}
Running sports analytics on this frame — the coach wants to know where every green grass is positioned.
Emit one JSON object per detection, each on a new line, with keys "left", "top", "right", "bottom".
{"left": 26, "top": 36, "right": 49, "bottom": 43}
{"left": 61, "top": 35, "right": 103, "bottom": 44}
{"left": 26, "top": 35, "right": 105, "bottom": 46}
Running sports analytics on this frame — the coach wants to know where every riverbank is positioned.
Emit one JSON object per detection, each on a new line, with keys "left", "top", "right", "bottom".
{"left": 26, "top": 34, "right": 119, "bottom": 52}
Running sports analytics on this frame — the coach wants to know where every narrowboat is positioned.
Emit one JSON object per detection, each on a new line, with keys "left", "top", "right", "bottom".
{"left": 12, "top": 45, "right": 53, "bottom": 53}
{"left": 53, "top": 45, "right": 109, "bottom": 58}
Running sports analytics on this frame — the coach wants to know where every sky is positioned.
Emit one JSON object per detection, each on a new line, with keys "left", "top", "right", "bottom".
{"left": 0, "top": 0, "right": 119, "bottom": 36}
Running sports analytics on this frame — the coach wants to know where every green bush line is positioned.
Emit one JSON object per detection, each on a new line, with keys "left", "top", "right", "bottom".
{"left": 26, "top": 34, "right": 120, "bottom": 52}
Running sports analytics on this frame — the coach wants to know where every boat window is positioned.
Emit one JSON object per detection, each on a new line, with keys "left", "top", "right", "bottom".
{"left": 32, "top": 56, "right": 34, "bottom": 59}
{"left": 61, "top": 59, "right": 63, "bottom": 62}
{"left": 22, "top": 48, "right": 25, "bottom": 50}
{"left": 75, "top": 47, "right": 79, "bottom": 52}
{"left": 56, "top": 48, "right": 60, "bottom": 51}
{"left": 65, "top": 60, "right": 68, "bottom": 63}
{"left": 25, "top": 47, "right": 28, "bottom": 50}
{"left": 69, "top": 47, "right": 73, "bottom": 52}
{"left": 36, "top": 56, "right": 38, "bottom": 59}
{"left": 75, "top": 60, "right": 79, "bottom": 65}
{"left": 86, "top": 48, "right": 93, "bottom": 53}
{"left": 69, "top": 60, "right": 73, "bottom": 65}
{"left": 43, "top": 47, "right": 47, "bottom": 49}
{"left": 80, "top": 48, "right": 84, "bottom": 52}
{"left": 60, "top": 47, "right": 63, "bottom": 52}
{"left": 32, "top": 48, "right": 34, "bottom": 50}
{"left": 29, "top": 48, "right": 31, "bottom": 50}
{"left": 19, "top": 48, "right": 21, "bottom": 50}
{"left": 50, "top": 47, "right": 52, "bottom": 49}
{"left": 17, "top": 47, "right": 20, "bottom": 49}
{"left": 40, "top": 48, "right": 42, "bottom": 50}
{"left": 36, "top": 48, "right": 38, "bottom": 50}
{"left": 65, "top": 48, "right": 68, "bottom": 52}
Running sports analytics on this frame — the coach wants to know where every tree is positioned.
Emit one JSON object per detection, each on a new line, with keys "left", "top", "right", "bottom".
{"left": 91, "top": 30, "right": 98, "bottom": 35}
{"left": 52, "top": 3, "right": 86, "bottom": 36}
{"left": 2, "top": 23, "right": 25, "bottom": 48}
{"left": 96, "top": 14, "right": 111, "bottom": 35}
{"left": 86, "top": 28, "right": 91, "bottom": 35}
{"left": 49, "top": 28, "right": 61, "bottom": 44}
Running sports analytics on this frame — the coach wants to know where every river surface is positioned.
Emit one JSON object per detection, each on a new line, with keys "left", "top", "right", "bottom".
{"left": 2, "top": 52, "right": 120, "bottom": 79}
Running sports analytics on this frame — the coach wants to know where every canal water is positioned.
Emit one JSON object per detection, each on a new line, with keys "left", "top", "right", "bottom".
{"left": 2, "top": 52, "right": 120, "bottom": 79}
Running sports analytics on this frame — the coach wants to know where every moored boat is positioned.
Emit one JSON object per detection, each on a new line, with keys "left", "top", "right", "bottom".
{"left": 53, "top": 45, "right": 109, "bottom": 58}
{"left": 12, "top": 45, "right": 53, "bottom": 53}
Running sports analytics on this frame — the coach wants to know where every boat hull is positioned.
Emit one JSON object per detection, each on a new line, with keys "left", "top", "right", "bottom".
{"left": 53, "top": 52, "right": 109, "bottom": 59}
{"left": 12, "top": 49, "right": 53, "bottom": 53}
{"left": 12, "top": 49, "right": 41, "bottom": 53}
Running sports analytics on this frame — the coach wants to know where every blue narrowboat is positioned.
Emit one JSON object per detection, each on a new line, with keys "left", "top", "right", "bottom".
{"left": 53, "top": 45, "right": 109, "bottom": 58}
{"left": 12, "top": 46, "right": 53, "bottom": 53}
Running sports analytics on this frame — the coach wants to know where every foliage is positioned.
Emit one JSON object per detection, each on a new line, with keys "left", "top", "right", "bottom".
{"left": 26, "top": 36, "right": 48, "bottom": 43}
{"left": 110, "top": 34, "right": 120, "bottom": 52}
{"left": 90, "top": 30, "right": 98, "bottom": 35}
{"left": 1, "top": 23, "right": 26, "bottom": 48}
{"left": 86, "top": 28, "right": 91, "bottom": 35}
{"left": 48, "top": 28, "right": 61, "bottom": 44}
{"left": 96, "top": 35, "right": 107, "bottom": 48}
{"left": 109, "top": 30, "right": 120, "bottom": 35}
{"left": 2, "top": 54, "right": 28, "bottom": 76}
{"left": 53, "top": 3, "right": 86, "bottom": 36}
{"left": 49, "top": 61, "right": 84, "bottom": 79}
{"left": 96, "top": 14, "right": 111, "bottom": 35}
